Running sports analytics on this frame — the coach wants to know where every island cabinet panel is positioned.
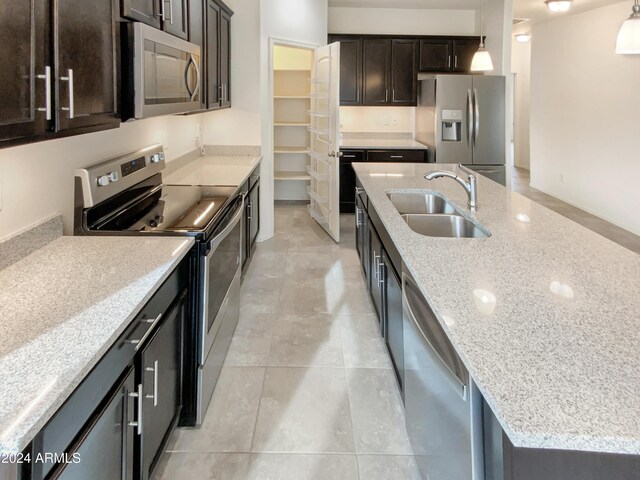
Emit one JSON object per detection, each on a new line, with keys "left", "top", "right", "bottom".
{"left": 483, "top": 401, "right": 640, "bottom": 480}
{"left": 363, "top": 38, "right": 390, "bottom": 106}
{"left": 0, "top": 0, "right": 51, "bottom": 144}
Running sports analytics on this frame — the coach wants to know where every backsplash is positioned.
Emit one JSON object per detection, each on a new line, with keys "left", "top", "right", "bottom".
{"left": 339, "top": 106, "right": 415, "bottom": 134}
{"left": 0, "top": 214, "right": 63, "bottom": 270}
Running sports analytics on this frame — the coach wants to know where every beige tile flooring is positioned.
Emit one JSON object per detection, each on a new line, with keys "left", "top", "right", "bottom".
{"left": 511, "top": 167, "right": 640, "bottom": 254}
{"left": 154, "top": 207, "right": 419, "bottom": 480}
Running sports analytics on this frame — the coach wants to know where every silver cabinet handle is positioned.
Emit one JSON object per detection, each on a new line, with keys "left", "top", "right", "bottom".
{"left": 247, "top": 201, "right": 252, "bottom": 220}
{"left": 355, "top": 186, "right": 364, "bottom": 195}
{"left": 126, "top": 313, "right": 162, "bottom": 351}
{"left": 36, "top": 66, "right": 52, "bottom": 120}
{"left": 448, "top": 55, "right": 451, "bottom": 69}
{"left": 161, "top": 0, "right": 173, "bottom": 23}
{"left": 355, "top": 207, "right": 361, "bottom": 227}
{"left": 385, "top": 89, "right": 388, "bottom": 102}
{"left": 356, "top": 88, "right": 360, "bottom": 103}
{"left": 145, "top": 360, "right": 159, "bottom": 407}
{"left": 60, "top": 69, "right": 74, "bottom": 119}
{"left": 455, "top": 55, "right": 458, "bottom": 69}
{"left": 128, "top": 384, "right": 143, "bottom": 435}
{"left": 392, "top": 88, "right": 395, "bottom": 102}
{"left": 377, "top": 258, "right": 385, "bottom": 287}
{"left": 473, "top": 88, "right": 479, "bottom": 146}
{"left": 373, "top": 252, "right": 380, "bottom": 281}
{"left": 390, "top": 155, "right": 403, "bottom": 159}
{"left": 343, "top": 154, "right": 356, "bottom": 158}
{"left": 168, "top": 0, "right": 174, "bottom": 24}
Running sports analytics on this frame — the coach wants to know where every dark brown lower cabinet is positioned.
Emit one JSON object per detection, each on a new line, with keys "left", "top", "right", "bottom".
{"left": 138, "top": 292, "right": 186, "bottom": 480}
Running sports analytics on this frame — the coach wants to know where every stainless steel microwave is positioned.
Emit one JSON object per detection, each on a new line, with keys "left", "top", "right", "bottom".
{"left": 131, "top": 23, "right": 201, "bottom": 119}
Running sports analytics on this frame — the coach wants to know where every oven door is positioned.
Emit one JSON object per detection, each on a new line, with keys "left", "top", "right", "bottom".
{"left": 200, "top": 198, "right": 243, "bottom": 366}
{"left": 133, "top": 23, "right": 201, "bottom": 118}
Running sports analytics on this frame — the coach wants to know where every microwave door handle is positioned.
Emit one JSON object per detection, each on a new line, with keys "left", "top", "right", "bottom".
{"left": 184, "top": 57, "right": 194, "bottom": 98}
{"left": 191, "top": 54, "right": 201, "bottom": 102}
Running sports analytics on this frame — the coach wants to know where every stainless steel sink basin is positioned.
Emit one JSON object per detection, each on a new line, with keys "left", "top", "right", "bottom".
{"left": 386, "top": 192, "right": 458, "bottom": 215}
{"left": 401, "top": 214, "right": 490, "bottom": 239}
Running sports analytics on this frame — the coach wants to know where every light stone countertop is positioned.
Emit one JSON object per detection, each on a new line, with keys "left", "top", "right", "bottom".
{"left": 0, "top": 236, "right": 194, "bottom": 454}
{"left": 165, "top": 154, "right": 261, "bottom": 186}
{"left": 353, "top": 162, "right": 640, "bottom": 455}
{"left": 340, "top": 138, "right": 428, "bottom": 150}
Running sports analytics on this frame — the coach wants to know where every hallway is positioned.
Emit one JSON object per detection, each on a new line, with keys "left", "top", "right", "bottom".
{"left": 155, "top": 207, "right": 419, "bottom": 480}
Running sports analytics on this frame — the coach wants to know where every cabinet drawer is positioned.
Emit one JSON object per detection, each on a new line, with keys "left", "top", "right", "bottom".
{"left": 367, "top": 150, "right": 426, "bottom": 162}
{"left": 340, "top": 150, "right": 365, "bottom": 163}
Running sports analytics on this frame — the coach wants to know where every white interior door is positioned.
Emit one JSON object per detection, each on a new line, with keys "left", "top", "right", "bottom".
{"left": 307, "top": 42, "right": 340, "bottom": 242}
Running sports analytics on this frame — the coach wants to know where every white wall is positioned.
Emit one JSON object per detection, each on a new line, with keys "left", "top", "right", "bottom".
{"left": 340, "top": 107, "right": 415, "bottom": 134}
{"left": 530, "top": 0, "right": 640, "bottom": 235}
{"left": 329, "top": 7, "right": 477, "bottom": 35}
{"left": 202, "top": 0, "right": 261, "bottom": 146}
{"left": 0, "top": 114, "right": 207, "bottom": 238}
{"left": 260, "top": 0, "right": 328, "bottom": 240}
{"left": 482, "top": 0, "right": 512, "bottom": 76}
{"left": 511, "top": 37, "right": 531, "bottom": 169}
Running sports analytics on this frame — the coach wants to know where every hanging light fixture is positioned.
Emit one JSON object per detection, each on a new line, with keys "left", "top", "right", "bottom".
{"left": 471, "top": 0, "right": 494, "bottom": 72}
{"left": 616, "top": 0, "right": 640, "bottom": 54}
{"left": 545, "top": 0, "right": 573, "bottom": 12}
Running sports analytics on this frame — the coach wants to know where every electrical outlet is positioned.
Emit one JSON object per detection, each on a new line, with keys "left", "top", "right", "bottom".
{"left": 392, "top": 117, "right": 399, "bottom": 126}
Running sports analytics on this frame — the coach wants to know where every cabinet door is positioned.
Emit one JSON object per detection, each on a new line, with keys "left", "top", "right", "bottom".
{"left": 355, "top": 194, "right": 369, "bottom": 282}
{"left": 188, "top": 0, "right": 207, "bottom": 109}
{"left": 362, "top": 39, "right": 390, "bottom": 105}
{"left": 419, "top": 39, "right": 452, "bottom": 72}
{"left": 140, "top": 293, "right": 185, "bottom": 480}
{"left": 206, "top": 0, "right": 221, "bottom": 109}
{"left": 339, "top": 150, "right": 365, "bottom": 213}
{"left": 51, "top": 368, "right": 135, "bottom": 480}
{"left": 390, "top": 39, "right": 417, "bottom": 106}
{"left": 332, "top": 36, "right": 362, "bottom": 106}
{"left": 163, "top": 0, "right": 189, "bottom": 40}
{"left": 369, "top": 223, "right": 384, "bottom": 329}
{"left": 55, "top": 0, "right": 119, "bottom": 132}
{"left": 248, "top": 180, "right": 260, "bottom": 251}
{"left": 384, "top": 254, "right": 403, "bottom": 392}
{"left": 367, "top": 150, "right": 426, "bottom": 163}
{"left": 0, "top": 0, "right": 51, "bottom": 143}
{"left": 121, "top": 0, "right": 161, "bottom": 29}
{"left": 219, "top": 8, "right": 231, "bottom": 108}
{"left": 453, "top": 39, "right": 480, "bottom": 73}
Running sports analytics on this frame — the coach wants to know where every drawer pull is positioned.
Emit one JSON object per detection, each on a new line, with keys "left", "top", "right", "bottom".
{"left": 128, "top": 384, "right": 143, "bottom": 435}
{"left": 344, "top": 155, "right": 356, "bottom": 158}
{"left": 126, "top": 313, "right": 163, "bottom": 351}
{"left": 390, "top": 155, "right": 404, "bottom": 159}
{"left": 145, "top": 360, "right": 159, "bottom": 407}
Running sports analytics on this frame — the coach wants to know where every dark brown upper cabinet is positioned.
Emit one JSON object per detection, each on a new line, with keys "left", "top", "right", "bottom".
{"left": 452, "top": 38, "right": 480, "bottom": 72}
{"left": 390, "top": 39, "right": 418, "bottom": 106}
{"left": 121, "top": 0, "right": 188, "bottom": 40}
{"left": 419, "top": 37, "right": 481, "bottom": 73}
{"left": 0, "top": 0, "right": 51, "bottom": 144}
{"left": 363, "top": 38, "right": 390, "bottom": 105}
{"left": 188, "top": 0, "right": 206, "bottom": 109}
{"left": 205, "top": 0, "right": 232, "bottom": 110}
{"left": 329, "top": 35, "right": 362, "bottom": 106}
{"left": 55, "top": 0, "right": 120, "bottom": 133}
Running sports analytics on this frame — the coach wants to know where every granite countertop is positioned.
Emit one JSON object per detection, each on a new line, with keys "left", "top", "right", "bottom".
{"left": 354, "top": 162, "right": 640, "bottom": 455}
{"left": 165, "top": 154, "right": 261, "bottom": 186}
{"left": 340, "top": 138, "right": 428, "bottom": 150}
{"left": 0, "top": 236, "right": 194, "bottom": 454}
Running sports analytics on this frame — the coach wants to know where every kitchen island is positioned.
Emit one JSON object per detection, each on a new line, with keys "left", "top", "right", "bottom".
{"left": 353, "top": 162, "right": 640, "bottom": 477}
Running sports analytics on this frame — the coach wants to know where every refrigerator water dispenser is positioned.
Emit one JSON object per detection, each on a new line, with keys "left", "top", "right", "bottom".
{"left": 441, "top": 109, "right": 463, "bottom": 142}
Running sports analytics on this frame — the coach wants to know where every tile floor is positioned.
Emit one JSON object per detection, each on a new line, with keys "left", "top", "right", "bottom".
{"left": 510, "top": 167, "right": 640, "bottom": 254}
{"left": 154, "top": 207, "right": 419, "bottom": 480}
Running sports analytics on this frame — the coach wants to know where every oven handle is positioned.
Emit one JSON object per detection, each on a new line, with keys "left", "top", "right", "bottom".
{"left": 206, "top": 199, "right": 244, "bottom": 259}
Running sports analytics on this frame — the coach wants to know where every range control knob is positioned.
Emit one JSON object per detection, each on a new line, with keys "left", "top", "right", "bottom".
{"left": 148, "top": 215, "right": 165, "bottom": 228}
{"left": 150, "top": 153, "right": 163, "bottom": 163}
{"left": 109, "top": 171, "right": 119, "bottom": 182}
{"left": 97, "top": 175, "right": 110, "bottom": 187}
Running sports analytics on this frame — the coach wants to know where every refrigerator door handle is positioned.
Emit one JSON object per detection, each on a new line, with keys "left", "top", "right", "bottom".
{"left": 473, "top": 88, "right": 480, "bottom": 146}
{"left": 467, "top": 89, "right": 473, "bottom": 147}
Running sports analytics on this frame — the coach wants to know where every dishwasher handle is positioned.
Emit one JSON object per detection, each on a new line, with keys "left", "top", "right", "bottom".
{"left": 402, "top": 273, "right": 468, "bottom": 400}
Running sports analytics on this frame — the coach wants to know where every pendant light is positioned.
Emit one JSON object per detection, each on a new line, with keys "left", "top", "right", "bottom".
{"left": 545, "top": 0, "right": 573, "bottom": 13}
{"left": 616, "top": 0, "right": 640, "bottom": 54}
{"left": 471, "top": 0, "right": 494, "bottom": 72}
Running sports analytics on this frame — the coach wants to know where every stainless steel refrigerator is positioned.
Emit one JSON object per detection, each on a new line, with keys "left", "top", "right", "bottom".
{"left": 416, "top": 75, "right": 506, "bottom": 185}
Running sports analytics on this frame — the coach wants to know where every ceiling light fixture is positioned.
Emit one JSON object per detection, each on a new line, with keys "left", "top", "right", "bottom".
{"left": 471, "top": 0, "right": 494, "bottom": 72}
{"left": 514, "top": 33, "right": 532, "bottom": 43}
{"left": 616, "top": 0, "right": 640, "bottom": 54}
{"left": 545, "top": 0, "right": 573, "bottom": 12}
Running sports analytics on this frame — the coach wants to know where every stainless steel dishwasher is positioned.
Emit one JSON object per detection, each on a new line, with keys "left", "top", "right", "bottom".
{"left": 402, "top": 271, "right": 484, "bottom": 480}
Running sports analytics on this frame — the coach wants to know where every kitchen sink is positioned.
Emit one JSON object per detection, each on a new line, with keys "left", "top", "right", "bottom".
{"left": 386, "top": 191, "right": 458, "bottom": 215}
{"left": 401, "top": 214, "right": 490, "bottom": 239}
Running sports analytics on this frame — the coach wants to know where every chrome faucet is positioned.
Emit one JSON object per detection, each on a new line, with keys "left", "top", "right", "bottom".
{"left": 424, "top": 164, "right": 478, "bottom": 210}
